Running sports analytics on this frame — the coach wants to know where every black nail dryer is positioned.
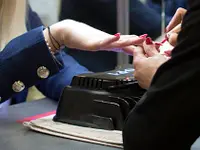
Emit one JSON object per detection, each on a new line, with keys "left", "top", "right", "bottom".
{"left": 53, "top": 65, "right": 146, "bottom": 130}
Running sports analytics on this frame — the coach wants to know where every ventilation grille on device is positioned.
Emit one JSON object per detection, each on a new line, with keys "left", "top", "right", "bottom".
{"left": 71, "top": 76, "right": 133, "bottom": 90}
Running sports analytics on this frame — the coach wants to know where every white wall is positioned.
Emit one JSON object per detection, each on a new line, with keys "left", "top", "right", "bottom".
{"left": 140, "top": 0, "right": 147, "bottom": 3}
{"left": 29, "top": 0, "right": 61, "bottom": 26}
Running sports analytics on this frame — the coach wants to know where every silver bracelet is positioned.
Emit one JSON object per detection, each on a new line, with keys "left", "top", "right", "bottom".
{"left": 45, "top": 38, "right": 55, "bottom": 55}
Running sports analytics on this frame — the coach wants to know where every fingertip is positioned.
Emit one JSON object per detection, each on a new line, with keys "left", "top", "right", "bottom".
{"left": 132, "top": 38, "right": 145, "bottom": 45}
{"left": 155, "top": 43, "right": 162, "bottom": 52}
{"left": 112, "top": 34, "right": 120, "bottom": 41}
{"left": 168, "top": 33, "right": 178, "bottom": 46}
{"left": 143, "top": 40, "right": 159, "bottom": 57}
{"left": 114, "top": 33, "right": 121, "bottom": 38}
{"left": 165, "top": 26, "right": 169, "bottom": 33}
{"left": 155, "top": 42, "right": 162, "bottom": 46}
{"left": 145, "top": 37, "right": 153, "bottom": 45}
{"left": 139, "top": 34, "right": 148, "bottom": 38}
{"left": 164, "top": 50, "right": 172, "bottom": 57}
{"left": 109, "top": 34, "right": 120, "bottom": 43}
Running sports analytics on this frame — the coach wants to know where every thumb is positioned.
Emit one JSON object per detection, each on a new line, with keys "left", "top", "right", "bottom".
{"left": 133, "top": 46, "right": 146, "bottom": 59}
{"left": 143, "top": 37, "right": 159, "bottom": 57}
{"left": 168, "top": 32, "right": 178, "bottom": 47}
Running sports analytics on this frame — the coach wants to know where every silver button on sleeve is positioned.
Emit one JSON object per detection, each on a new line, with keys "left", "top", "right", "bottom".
{"left": 37, "top": 66, "right": 50, "bottom": 79}
{"left": 12, "top": 81, "right": 25, "bottom": 92}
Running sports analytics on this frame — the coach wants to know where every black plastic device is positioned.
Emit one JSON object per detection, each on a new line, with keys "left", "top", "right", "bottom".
{"left": 53, "top": 65, "right": 146, "bottom": 130}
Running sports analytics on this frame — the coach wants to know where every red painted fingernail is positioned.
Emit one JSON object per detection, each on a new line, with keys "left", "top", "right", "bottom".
{"left": 145, "top": 37, "right": 153, "bottom": 45}
{"left": 139, "top": 34, "right": 148, "bottom": 38}
{"left": 164, "top": 50, "right": 172, "bottom": 56}
{"left": 114, "top": 33, "right": 120, "bottom": 37}
{"left": 161, "top": 38, "right": 167, "bottom": 44}
{"left": 155, "top": 42, "right": 162, "bottom": 46}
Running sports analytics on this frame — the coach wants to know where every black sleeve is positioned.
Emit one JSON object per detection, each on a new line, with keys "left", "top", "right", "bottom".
{"left": 123, "top": 0, "right": 200, "bottom": 150}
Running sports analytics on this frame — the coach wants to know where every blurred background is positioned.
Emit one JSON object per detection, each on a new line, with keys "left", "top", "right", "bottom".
{"left": 29, "top": 0, "right": 146, "bottom": 26}
{"left": 29, "top": 0, "right": 61, "bottom": 25}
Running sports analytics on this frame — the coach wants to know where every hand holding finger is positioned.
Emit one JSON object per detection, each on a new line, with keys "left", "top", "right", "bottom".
{"left": 143, "top": 37, "right": 159, "bottom": 57}
{"left": 168, "top": 32, "right": 178, "bottom": 46}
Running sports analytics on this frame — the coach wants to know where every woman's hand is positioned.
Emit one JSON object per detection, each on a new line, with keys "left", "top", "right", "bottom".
{"left": 166, "top": 8, "right": 187, "bottom": 46}
{"left": 49, "top": 20, "right": 145, "bottom": 54}
{"left": 133, "top": 39, "right": 169, "bottom": 89}
{"left": 166, "top": 8, "right": 187, "bottom": 32}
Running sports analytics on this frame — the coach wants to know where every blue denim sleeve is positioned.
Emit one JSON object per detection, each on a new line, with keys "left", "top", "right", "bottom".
{"left": 26, "top": 5, "right": 90, "bottom": 101}
{"left": 36, "top": 51, "right": 90, "bottom": 101}
{"left": 0, "top": 26, "right": 62, "bottom": 103}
